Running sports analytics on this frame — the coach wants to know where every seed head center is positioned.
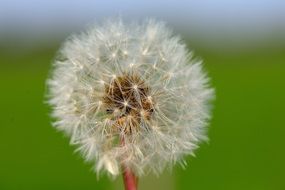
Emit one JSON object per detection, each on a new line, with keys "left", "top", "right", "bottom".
{"left": 103, "top": 73, "right": 154, "bottom": 130}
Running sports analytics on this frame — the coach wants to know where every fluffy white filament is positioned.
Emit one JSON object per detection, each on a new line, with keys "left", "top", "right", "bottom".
{"left": 47, "top": 19, "right": 214, "bottom": 177}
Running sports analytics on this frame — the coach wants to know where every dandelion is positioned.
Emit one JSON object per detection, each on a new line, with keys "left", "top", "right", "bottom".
{"left": 47, "top": 19, "right": 214, "bottom": 190}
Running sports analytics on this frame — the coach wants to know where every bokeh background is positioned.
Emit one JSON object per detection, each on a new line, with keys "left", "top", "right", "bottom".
{"left": 0, "top": 0, "right": 285, "bottom": 190}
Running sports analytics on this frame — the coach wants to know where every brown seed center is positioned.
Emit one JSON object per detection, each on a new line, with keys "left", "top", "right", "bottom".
{"left": 103, "top": 73, "right": 154, "bottom": 132}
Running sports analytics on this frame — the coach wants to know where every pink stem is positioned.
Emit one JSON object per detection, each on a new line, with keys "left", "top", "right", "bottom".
{"left": 119, "top": 131, "right": 138, "bottom": 190}
{"left": 122, "top": 166, "right": 138, "bottom": 190}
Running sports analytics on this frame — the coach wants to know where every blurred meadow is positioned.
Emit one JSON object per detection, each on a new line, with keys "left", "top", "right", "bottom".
{"left": 0, "top": 1, "right": 285, "bottom": 190}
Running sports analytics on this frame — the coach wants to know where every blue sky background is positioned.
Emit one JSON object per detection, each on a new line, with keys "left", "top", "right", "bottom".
{"left": 0, "top": 0, "right": 284, "bottom": 50}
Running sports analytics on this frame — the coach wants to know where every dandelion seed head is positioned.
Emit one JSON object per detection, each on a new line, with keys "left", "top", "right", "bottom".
{"left": 47, "top": 19, "right": 214, "bottom": 177}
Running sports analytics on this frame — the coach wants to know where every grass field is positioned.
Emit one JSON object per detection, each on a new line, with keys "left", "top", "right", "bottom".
{"left": 0, "top": 44, "right": 284, "bottom": 190}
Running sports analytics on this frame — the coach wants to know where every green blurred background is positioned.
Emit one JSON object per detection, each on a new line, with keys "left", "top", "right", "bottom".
{"left": 0, "top": 1, "right": 285, "bottom": 190}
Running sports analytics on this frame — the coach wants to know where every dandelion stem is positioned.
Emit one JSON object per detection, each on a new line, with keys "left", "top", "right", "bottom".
{"left": 122, "top": 166, "right": 138, "bottom": 190}
{"left": 120, "top": 136, "right": 138, "bottom": 190}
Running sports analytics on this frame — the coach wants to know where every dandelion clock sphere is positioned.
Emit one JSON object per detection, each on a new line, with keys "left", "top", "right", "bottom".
{"left": 47, "top": 19, "right": 214, "bottom": 189}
